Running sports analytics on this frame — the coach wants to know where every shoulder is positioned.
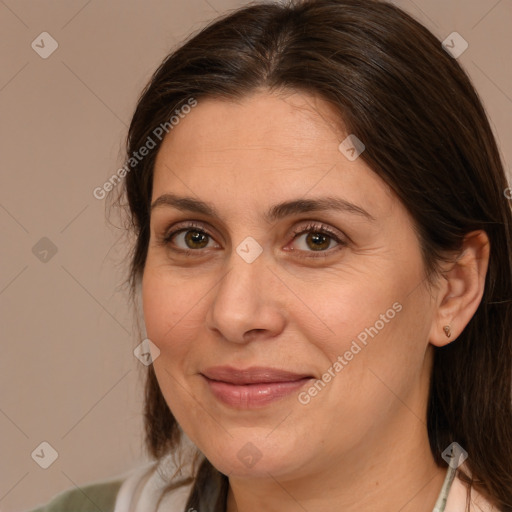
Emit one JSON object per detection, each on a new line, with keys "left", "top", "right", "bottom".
{"left": 30, "top": 438, "right": 201, "bottom": 512}
{"left": 27, "top": 478, "right": 124, "bottom": 512}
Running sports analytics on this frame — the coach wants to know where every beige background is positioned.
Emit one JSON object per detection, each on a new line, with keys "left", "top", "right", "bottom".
{"left": 0, "top": 0, "right": 510, "bottom": 511}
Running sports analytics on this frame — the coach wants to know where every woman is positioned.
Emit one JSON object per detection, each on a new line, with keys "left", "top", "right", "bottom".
{"left": 30, "top": 0, "right": 512, "bottom": 511}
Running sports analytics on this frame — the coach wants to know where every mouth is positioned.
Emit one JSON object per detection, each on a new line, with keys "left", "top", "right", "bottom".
{"left": 200, "top": 366, "right": 314, "bottom": 409}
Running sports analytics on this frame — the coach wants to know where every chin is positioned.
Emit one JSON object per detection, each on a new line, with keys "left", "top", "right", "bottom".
{"left": 197, "top": 435, "right": 311, "bottom": 480}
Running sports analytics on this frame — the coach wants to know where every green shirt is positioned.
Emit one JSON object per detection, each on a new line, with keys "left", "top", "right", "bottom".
{"left": 28, "top": 479, "right": 124, "bottom": 512}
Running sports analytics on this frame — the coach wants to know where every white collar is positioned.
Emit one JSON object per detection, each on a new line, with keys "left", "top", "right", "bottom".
{"left": 114, "top": 433, "right": 198, "bottom": 512}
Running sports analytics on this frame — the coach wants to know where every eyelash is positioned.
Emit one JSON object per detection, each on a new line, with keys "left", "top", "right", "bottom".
{"left": 160, "top": 221, "right": 347, "bottom": 259}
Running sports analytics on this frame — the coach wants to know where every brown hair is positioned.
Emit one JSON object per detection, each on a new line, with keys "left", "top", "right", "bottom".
{"left": 114, "top": 0, "right": 512, "bottom": 510}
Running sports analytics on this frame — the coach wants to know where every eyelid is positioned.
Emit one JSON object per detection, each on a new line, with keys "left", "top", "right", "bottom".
{"left": 289, "top": 221, "right": 345, "bottom": 242}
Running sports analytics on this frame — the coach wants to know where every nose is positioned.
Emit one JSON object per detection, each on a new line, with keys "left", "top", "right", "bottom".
{"left": 205, "top": 246, "right": 287, "bottom": 344}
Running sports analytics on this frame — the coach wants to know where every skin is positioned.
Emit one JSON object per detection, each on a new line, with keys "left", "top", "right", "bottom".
{"left": 141, "top": 89, "right": 490, "bottom": 512}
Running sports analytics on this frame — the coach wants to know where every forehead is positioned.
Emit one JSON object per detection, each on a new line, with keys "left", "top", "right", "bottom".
{"left": 152, "top": 90, "right": 395, "bottom": 220}
{"left": 156, "top": 90, "right": 345, "bottom": 163}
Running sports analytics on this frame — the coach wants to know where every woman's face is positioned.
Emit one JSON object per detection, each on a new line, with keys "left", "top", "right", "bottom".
{"left": 142, "top": 90, "right": 440, "bottom": 480}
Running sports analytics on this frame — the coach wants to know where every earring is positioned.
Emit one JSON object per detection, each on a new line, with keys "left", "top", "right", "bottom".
{"left": 443, "top": 325, "right": 452, "bottom": 338}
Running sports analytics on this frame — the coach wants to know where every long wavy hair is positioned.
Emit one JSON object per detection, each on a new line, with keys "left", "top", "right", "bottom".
{"left": 112, "top": 0, "right": 512, "bottom": 510}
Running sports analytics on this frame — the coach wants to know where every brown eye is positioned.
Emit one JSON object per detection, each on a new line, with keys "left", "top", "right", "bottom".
{"left": 293, "top": 231, "right": 337, "bottom": 252}
{"left": 288, "top": 222, "right": 348, "bottom": 258}
{"left": 303, "top": 232, "right": 332, "bottom": 251}
{"left": 183, "top": 230, "right": 209, "bottom": 249}
{"left": 162, "top": 223, "right": 219, "bottom": 252}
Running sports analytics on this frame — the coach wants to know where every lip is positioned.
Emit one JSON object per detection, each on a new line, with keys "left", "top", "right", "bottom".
{"left": 200, "top": 366, "right": 314, "bottom": 409}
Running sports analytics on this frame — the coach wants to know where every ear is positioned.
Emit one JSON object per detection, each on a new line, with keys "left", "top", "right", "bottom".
{"left": 429, "top": 230, "right": 490, "bottom": 347}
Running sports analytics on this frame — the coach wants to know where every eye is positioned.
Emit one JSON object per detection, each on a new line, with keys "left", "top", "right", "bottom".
{"left": 158, "top": 220, "right": 347, "bottom": 258}
{"left": 288, "top": 222, "right": 347, "bottom": 258}
{"left": 161, "top": 222, "right": 219, "bottom": 253}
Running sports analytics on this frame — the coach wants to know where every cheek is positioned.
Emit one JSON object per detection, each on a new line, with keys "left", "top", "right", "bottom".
{"left": 141, "top": 267, "right": 205, "bottom": 356}
{"left": 141, "top": 269, "right": 207, "bottom": 427}
{"left": 291, "top": 269, "right": 405, "bottom": 358}
{"left": 326, "top": 287, "right": 432, "bottom": 411}
{"left": 296, "top": 262, "right": 431, "bottom": 399}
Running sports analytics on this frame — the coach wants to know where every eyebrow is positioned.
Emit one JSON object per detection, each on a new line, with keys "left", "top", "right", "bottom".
{"left": 150, "top": 193, "right": 375, "bottom": 222}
